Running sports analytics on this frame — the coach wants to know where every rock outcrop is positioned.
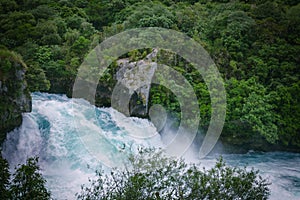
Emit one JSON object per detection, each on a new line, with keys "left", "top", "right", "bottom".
{"left": 112, "top": 49, "right": 158, "bottom": 117}
{"left": 0, "top": 49, "right": 31, "bottom": 143}
{"left": 93, "top": 49, "right": 159, "bottom": 118}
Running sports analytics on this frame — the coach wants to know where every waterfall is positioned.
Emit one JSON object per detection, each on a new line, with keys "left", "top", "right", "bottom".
{"left": 2, "top": 92, "right": 300, "bottom": 200}
{"left": 2, "top": 92, "right": 163, "bottom": 199}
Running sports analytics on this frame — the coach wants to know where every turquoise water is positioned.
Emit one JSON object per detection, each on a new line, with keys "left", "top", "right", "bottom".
{"left": 202, "top": 152, "right": 300, "bottom": 200}
{"left": 2, "top": 93, "right": 300, "bottom": 199}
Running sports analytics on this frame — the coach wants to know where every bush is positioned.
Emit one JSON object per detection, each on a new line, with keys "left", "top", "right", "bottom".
{"left": 10, "top": 157, "right": 51, "bottom": 200}
{"left": 77, "top": 148, "right": 270, "bottom": 200}
{"left": 0, "top": 154, "right": 10, "bottom": 199}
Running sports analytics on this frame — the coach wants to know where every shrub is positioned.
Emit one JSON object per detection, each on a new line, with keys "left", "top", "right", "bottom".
{"left": 10, "top": 157, "right": 51, "bottom": 200}
{"left": 77, "top": 148, "right": 270, "bottom": 200}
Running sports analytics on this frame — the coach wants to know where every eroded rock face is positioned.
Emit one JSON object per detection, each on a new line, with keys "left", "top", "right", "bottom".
{"left": 112, "top": 49, "right": 158, "bottom": 117}
{"left": 72, "top": 49, "right": 160, "bottom": 118}
{"left": 0, "top": 51, "right": 31, "bottom": 143}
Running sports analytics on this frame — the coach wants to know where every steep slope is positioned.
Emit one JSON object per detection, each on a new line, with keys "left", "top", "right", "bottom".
{"left": 0, "top": 49, "right": 31, "bottom": 142}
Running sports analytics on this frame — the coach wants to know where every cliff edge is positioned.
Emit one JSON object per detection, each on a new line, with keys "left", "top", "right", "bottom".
{"left": 0, "top": 49, "right": 31, "bottom": 143}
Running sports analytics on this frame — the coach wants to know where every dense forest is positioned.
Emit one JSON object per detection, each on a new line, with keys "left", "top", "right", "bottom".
{"left": 1, "top": 0, "right": 299, "bottom": 199}
{"left": 0, "top": 0, "right": 299, "bottom": 151}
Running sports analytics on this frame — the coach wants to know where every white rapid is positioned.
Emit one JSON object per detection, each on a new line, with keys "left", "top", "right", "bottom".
{"left": 2, "top": 92, "right": 163, "bottom": 199}
{"left": 2, "top": 93, "right": 300, "bottom": 199}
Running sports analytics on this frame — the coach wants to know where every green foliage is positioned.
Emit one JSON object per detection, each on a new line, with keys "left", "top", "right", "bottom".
{"left": 30, "top": 5, "right": 55, "bottom": 20}
{"left": 77, "top": 148, "right": 270, "bottom": 200}
{"left": 0, "top": 49, "right": 26, "bottom": 72}
{"left": 25, "top": 62, "right": 50, "bottom": 92}
{"left": 116, "top": 1, "right": 176, "bottom": 29}
{"left": 225, "top": 77, "right": 279, "bottom": 144}
{"left": 0, "top": 156, "right": 51, "bottom": 200}
{"left": 10, "top": 157, "right": 51, "bottom": 200}
{"left": 71, "top": 36, "right": 91, "bottom": 57}
{"left": 0, "top": 0, "right": 96, "bottom": 95}
{"left": 241, "top": 92, "right": 278, "bottom": 143}
{"left": 0, "top": 11, "right": 36, "bottom": 47}
{"left": 286, "top": 3, "right": 300, "bottom": 44}
{"left": 0, "top": 0, "right": 299, "bottom": 148}
{"left": 33, "top": 20, "right": 62, "bottom": 45}
{"left": 275, "top": 82, "right": 300, "bottom": 146}
{"left": 0, "top": 49, "right": 30, "bottom": 138}
{"left": 0, "top": 1, "right": 298, "bottom": 198}
{"left": 0, "top": 0, "right": 18, "bottom": 13}
{"left": 34, "top": 46, "right": 52, "bottom": 65}
{"left": 0, "top": 154, "right": 10, "bottom": 200}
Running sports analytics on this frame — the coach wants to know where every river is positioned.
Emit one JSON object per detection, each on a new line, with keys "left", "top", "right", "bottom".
{"left": 2, "top": 93, "right": 300, "bottom": 199}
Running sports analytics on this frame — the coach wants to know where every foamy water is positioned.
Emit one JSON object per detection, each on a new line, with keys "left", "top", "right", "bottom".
{"left": 2, "top": 93, "right": 300, "bottom": 199}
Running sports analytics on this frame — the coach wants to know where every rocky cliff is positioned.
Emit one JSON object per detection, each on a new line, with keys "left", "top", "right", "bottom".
{"left": 0, "top": 49, "right": 31, "bottom": 143}
{"left": 93, "top": 49, "right": 158, "bottom": 118}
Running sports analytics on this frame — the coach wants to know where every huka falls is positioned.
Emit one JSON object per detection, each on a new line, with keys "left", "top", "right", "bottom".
{"left": 2, "top": 93, "right": 300, "bottom": 199}
{"left": 1, "top": 1, "right": 300, "bottom": 200}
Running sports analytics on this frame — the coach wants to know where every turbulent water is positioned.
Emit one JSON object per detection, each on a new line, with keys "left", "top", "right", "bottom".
{"left": 2, "top": 93, "right": 300, "bottom": 199}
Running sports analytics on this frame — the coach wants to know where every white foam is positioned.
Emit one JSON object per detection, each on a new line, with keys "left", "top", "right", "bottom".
{"left": 2, "top": 93, "right": 300, "bottom": 200}
{"left": 2, "top": 93, "right": 164, "bottom": 199}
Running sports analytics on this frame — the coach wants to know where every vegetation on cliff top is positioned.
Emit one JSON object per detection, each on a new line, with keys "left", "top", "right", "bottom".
{"left": 0, "top": 49, "right": 31, "bottom": 141}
